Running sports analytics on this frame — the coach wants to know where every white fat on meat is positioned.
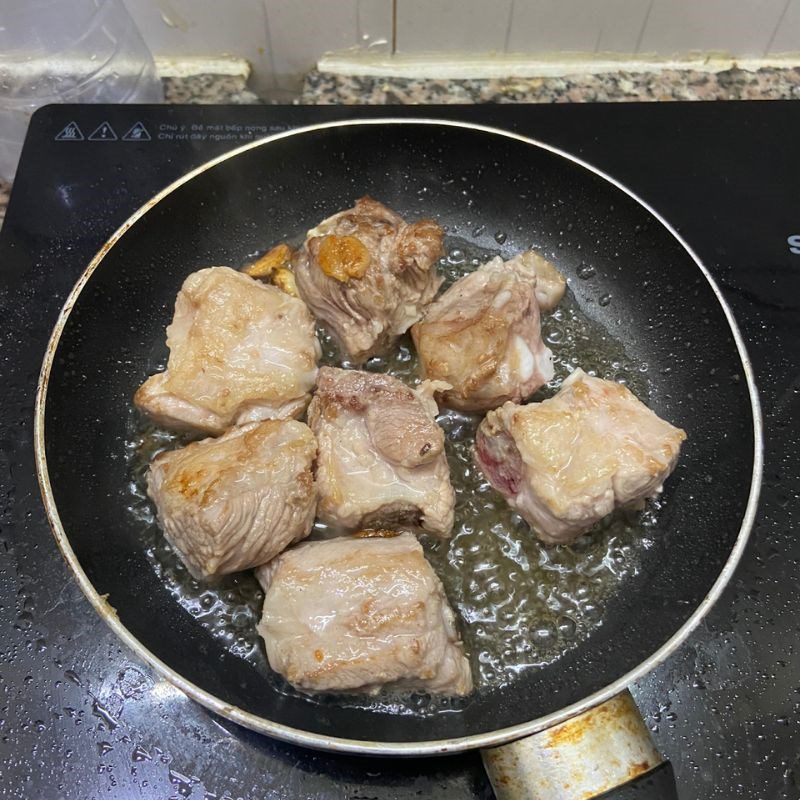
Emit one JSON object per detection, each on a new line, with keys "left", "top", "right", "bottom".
{"left": 308, "top": 366, "right": 455, "bottom": 537}
{"left": 519, "top": 249, "right": 567, "bottom": 312}
{"left": 146, "top": 419, "right": 317, "bottom": 579}
{"left": 135, "top": 267, "right": 321, "bottom": 435}
{"left": 411, "top": 250, "right": 564, "bottom": 412}
{"left": 256, "top": 533, "right": 473, "bottom": 695}
{"left": 293, "top": 197, "right": 444, "bottom": 363}
{"left": 475, "top": 369, "right": 687, "bottom": 544}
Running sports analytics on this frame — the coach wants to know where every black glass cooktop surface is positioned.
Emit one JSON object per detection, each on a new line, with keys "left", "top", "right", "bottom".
{"left": 1, "top": 102, "right": 798, "bottom": 800}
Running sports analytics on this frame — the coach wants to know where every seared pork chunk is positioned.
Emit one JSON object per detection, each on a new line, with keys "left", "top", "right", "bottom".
{"left": 146, "top": 419, "right": 317, "bottom": 579}
{"left": 521, "top": 250, "right": 567, "bottom": 312}
{"left": 293, "top": 197, "right": 444, "bottom": 362}
{"left": 411, "top": 251, "right": 560, "bottom": 412}
{"left": 135, "top": 267, "right": 320, "bottom": 435}
{"left": 256, "top": 533, "right": 472, "bottom": 695}
{"left": 308, "top": 366, "right": 454, "bottom": 537}
{"left": 475, "top": 369, "right": 686, "bottom": 544}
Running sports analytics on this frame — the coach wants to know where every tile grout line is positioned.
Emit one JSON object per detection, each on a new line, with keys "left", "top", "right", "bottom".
{"left": 765, "top": 0, "right": 793, "bottom": 55}
{"left": 261, "top": 0, "right": 279, "bottom": 90}
{"left": 503, "top": 0, "right": 515, "bottom": 53}
{"left": 634, "top": 0, "right": 655, "bottom": 55}
{"left": 392, "top": 0, "right": 398, "bottom": 55}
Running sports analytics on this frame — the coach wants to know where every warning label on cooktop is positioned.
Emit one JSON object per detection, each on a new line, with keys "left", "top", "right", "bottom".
{"left": 88, "top": 122, "right": 118, "bottom": 141}
{"left": 54, "top": 120, "right": 290, "bottom": 144}
{"left": 54, "top": 121, "right": 84, "bottom": 141}
{"left": 122, "top": 122, "right": 151, "bottom": 141}
{"left": 155, "top": 122, "right": 289, "bottom": 142}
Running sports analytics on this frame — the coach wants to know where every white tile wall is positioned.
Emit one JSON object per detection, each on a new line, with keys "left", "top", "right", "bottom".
{"left": 123, "top": 0, "right": 392, "bottom": 93}
{"left": 767, "top": 0, "right": 800, "bottom": 53}
{"left": 266, "top": 0, "right": 391, "bottom": 88}
{"left": 124, "top": 0, "right": 273, "bottom": 85}
{"left": 637, "top": 0, "right": 791, "bottom": 55}
{"left": 356, "top": 0, "right": 395, "bottom": 50}
{"left": 507, "top": 0, "right": 651, "bottom": 54}
{"left": 395, "top": 0, "right": 513, "bottom": 52}
{"left": 123, "top": 0, "right": 800, "bottom": 94}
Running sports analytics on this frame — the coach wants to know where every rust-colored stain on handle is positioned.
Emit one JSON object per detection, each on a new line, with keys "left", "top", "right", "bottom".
{"left": 482, "top": 690, "right": 662, "bottom": 800}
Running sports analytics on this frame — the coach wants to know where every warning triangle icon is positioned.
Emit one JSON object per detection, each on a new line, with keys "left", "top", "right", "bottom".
{"left": 55, "top": 121, "right": 84, "bottom": 141}
{"left": 122, "top": 122, "right": 151, "bottom": 141}
{"left": 88, "top": 122, "right": 118, "bottom": 141}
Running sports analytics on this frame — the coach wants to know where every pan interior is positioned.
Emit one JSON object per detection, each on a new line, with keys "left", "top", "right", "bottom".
{"left": 42, "top": 122, "right": 754, "bottom": 745}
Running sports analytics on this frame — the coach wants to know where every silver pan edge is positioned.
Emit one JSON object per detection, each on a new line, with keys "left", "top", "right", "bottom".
{"left": 33, "top": 118, "right": 764, "bottom": 756}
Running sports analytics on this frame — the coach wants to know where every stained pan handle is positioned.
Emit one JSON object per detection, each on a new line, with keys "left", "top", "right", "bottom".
{"left": 481, "top": 690, "right": 678, "bottom": 800}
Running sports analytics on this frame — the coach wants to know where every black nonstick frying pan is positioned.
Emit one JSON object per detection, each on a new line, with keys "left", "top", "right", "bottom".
{"left": 35, "top": 120, "right": 761, "bottom": 797}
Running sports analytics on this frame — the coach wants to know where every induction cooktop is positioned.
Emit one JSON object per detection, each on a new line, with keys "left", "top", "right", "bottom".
{"left": 1, "top": 102, "right": 798, "bottom": 800}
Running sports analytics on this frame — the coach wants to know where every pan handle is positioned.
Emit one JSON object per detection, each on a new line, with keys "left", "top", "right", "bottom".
{"left": 481, "top": 690, "right": 678, "bottom": 800}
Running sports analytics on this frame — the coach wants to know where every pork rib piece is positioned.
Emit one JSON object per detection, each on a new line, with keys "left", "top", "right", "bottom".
{"left": 475, "top": 369, "right": 687, "bottom": 545}
{"left": 293, "top": 196, "right": 444, "bottom": 363}
{"left": 308, "top": 366, "right": 454, "bottom": 538}
{"left": 411, "top": 251, "right": 561, "bottom": 412}
{"left": 147, "top": 419, "right": 317, "bottom": 579}
{"left": 135, "top": 267, "right": 320, "bottom": 435}
{"left": 256, "top": 532, "right": 472, "bottom": 695}
{"left": 520, "top": 250, "right": 567, "bottom": 312}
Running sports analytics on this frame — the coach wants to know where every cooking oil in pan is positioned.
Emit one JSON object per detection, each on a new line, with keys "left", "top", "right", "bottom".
{"left": 125, "top": 237, "right": 658, "bottom": 700}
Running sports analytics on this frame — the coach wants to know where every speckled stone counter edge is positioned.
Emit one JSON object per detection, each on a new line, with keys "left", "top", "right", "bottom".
{"left": 299, "top": 65, "right": 800, "bottom": 105}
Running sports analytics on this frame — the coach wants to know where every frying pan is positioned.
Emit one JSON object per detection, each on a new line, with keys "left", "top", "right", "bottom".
{"left": 35, "top": 120, "right": 761, "bottom": 797}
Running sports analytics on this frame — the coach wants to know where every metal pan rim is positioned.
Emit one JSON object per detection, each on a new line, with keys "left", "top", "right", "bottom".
{"left": 33, "top": 117, "right": 764, "bottom": 756}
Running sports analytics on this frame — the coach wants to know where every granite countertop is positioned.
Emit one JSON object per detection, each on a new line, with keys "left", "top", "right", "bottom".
{"left": 1, "top": 65, "right": 798, "bottom": 227}
{"left": 161, "top": 66, "right": 800, "bottom": 105}
{"left": 298, "top": 65, "right": 800, "bottom": 104}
